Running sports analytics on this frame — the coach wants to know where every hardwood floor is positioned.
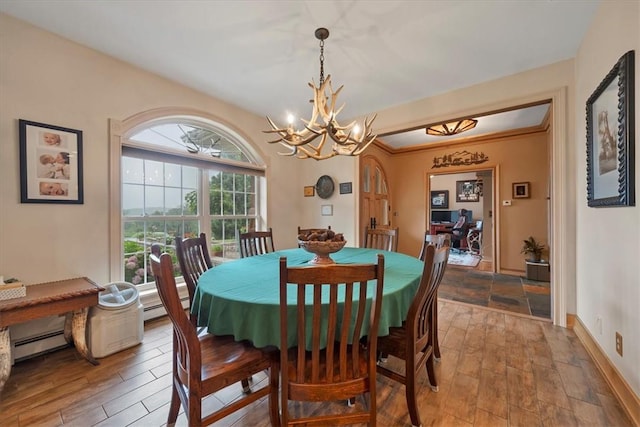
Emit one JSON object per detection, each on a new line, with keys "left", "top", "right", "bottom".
{"left": 1, "top": 301, "right": 632, "bottom": 426}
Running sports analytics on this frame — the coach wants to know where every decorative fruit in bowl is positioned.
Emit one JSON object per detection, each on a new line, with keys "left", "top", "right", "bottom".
{"left": 297, "top": 229, "right": 346, "bottom": 265}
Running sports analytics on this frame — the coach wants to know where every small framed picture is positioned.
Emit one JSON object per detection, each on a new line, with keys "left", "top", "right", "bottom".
{"left": 19, "top": 119, "right": 83, "bottom": 204}
{"left": 339, "top": 182, "right": 352, "bottom": 194}
{"left": 513, "top": 182, "right": 530, "bottom": 199}
{"left": 321, "top": 205, "right": 333, "bottom": 216}
{"left": 430, "top": 190, "right": 449, "bottom": 209}
{"left": 304, "top": 186, "right": 315, "bottom": 197}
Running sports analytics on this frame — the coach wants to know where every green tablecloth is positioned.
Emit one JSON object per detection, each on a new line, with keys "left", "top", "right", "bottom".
{"left": 191, "top": 247, "right": 423, "bottom": 349}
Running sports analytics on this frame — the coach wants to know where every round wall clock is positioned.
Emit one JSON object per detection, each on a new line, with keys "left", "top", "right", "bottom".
{"left": 315, "top": 175, "right": 335, "bottom": 199}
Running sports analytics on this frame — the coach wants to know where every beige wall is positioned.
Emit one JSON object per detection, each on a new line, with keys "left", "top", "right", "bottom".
{"left": 0, "top": 13, "right": 330, "bottom": 285}
{"left": 575, "top": 1, "right": 639, "bottom": 396}
{"left": 386, "top": 131, "right": 549, "bottom": 272}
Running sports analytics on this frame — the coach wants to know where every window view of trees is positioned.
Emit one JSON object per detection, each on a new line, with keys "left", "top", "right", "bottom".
{"left": 122, "top": 121, "right": 261, "bottom": 287}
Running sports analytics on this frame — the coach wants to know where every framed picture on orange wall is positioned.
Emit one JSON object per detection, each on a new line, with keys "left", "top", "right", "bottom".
{"left": 513, "top": 182, "right": 530, "bottom": 199}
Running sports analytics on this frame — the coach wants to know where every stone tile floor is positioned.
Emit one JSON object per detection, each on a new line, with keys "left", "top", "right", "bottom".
{"left": 440, "top": 265, "right": 551, "bottom": 319}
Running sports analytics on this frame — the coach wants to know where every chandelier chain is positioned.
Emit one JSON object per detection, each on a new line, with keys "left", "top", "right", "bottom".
{"left": 319, "top": 38, "right": 325, "bottom": 85}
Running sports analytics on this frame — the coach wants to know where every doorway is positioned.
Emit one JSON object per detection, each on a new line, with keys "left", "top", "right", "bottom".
{"left": 428, "top": 169, "right": 495, "bottom": 269}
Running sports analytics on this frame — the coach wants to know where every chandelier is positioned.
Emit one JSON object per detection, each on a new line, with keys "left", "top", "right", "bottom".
{"left": 264, "top": 28, "right": 377, "bottom": 160}
{"left": 426, "top": 119, "right": 478, "bottom": 136}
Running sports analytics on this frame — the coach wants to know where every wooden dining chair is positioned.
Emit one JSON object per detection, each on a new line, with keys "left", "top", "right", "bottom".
{"left": 418, "top": 232, "right": 451, "bottom": 261}
{"left": 278, "top": 254, "right": 385, "bottom": 426}
{"left": 238, "top": 227, "right": 275, "bottom": 258}
{"left": 376, "top": 244, "right": 449, "bottom": 427}
{"left": 150, "top": 252, "right": 280, "bottom": 427}
{"left": 417, "top": 233, "right": 451, "bottom": 362}
{"left": 363, "top": 226, "right": 399, "bottom": 252}
{"left": 175, "top": 233, "right": 212, "bottom": 319}
{"left": 174, "top": 233, "right": 254, "bottom": 391}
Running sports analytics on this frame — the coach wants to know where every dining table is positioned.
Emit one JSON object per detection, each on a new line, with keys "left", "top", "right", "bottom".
{"left": 191, "top": 247, "right": 424, "bottom": 349}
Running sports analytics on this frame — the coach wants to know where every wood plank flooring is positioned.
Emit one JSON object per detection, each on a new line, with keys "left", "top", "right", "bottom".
{"left": 0, "top": 300, "right": 632, "bottom": 426}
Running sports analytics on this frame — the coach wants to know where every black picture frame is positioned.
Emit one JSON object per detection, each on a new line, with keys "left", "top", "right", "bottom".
{"left": 455, "top": 180, "right": 480, "bottom": 202}
{"left": 586, "top": 50, "right": 635, "bottom": 207}
{"left": 339, "top": 182, "right": 352, "bottom": 194}
{"left": 19, "top": 119, "right": 84, "bottom": 204}
{"left": 513, "top": 182, "right": 530, "bottom": 199}
{"left": 430, "top": 190, "right": 449, "bottom": 209}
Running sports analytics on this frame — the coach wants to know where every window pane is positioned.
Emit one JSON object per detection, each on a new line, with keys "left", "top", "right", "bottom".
{"left": 145, "top": 186, "right": 164, "bottom": 215}
{"left": 183, "top": 166, "right": 198, "bottom": 189}
{"left": 122, "top": 183, "right": 144, "bottom": 215}
{"left": 145, "top": 160, "right": 164, "bottom": 185}
{"left": 234, "top": 174, "right": 245, "bottom": 192}
{"left": 164, "top": 163, "right": 181, "bottom": 187}
{"left": 234, "top": 193, "right": 245, "bottom": 215}
{"left": 183, "top": 189, "right": 197, "bottom": 215}
{"left": 164, "top": 187, "right": 183, "bottom": 215}
{"left": 122, "top": 157, "right": 143, "bottom": 184}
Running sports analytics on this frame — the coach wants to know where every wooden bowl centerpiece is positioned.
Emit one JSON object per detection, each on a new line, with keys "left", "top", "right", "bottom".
{"left": 297, "top": 229, "right": 346, "bottom": 265}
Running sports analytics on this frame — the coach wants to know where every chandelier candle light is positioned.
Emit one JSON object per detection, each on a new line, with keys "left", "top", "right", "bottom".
{"left": 264, "top": 28, "right": 377, "bottom": 160}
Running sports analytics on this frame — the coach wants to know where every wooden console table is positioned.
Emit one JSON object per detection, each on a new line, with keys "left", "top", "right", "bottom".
{"left": 0, "top": 277, "right": 104, "bottom": 391}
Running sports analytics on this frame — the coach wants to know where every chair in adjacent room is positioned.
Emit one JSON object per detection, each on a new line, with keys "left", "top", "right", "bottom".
{"left": 238, "top": 228, "right": 275, "bottom": 258}
{"left": 150, "top": 252, "right": 280, "bottom": 427}
{"left": 363, "top": 226, "right": 399, "bottom": 252}
{"left": 278, "top": 254, "right": 385, "bottom": 426}
{"left": 376, "top": 244, "right": 449, "bottom": 427}
{"left": 466, "top": 220, "right": 483, "bottom": 255}
{"left": 447, "top": 209, "right": 469, "bottom": 253}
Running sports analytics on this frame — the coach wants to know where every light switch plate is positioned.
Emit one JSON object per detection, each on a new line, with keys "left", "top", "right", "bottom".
{"left": 502, "top": 200, "right": 512, "bottom": 206}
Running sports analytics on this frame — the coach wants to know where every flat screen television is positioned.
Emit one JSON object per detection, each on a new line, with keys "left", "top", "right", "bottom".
{"left": 431, "top": 210, "right": 473, "bottom": 223}
{"left": 431, "top": 210, "right": 451, "bottom": 223}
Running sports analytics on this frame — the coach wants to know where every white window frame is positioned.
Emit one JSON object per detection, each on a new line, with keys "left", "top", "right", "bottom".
{"left": 109, "top": 109, "right": 266, "bottom": 292}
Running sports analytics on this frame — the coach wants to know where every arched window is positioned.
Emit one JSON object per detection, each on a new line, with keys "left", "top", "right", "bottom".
{"left": 111, "top": 112, "right": 265, "bottom": 289}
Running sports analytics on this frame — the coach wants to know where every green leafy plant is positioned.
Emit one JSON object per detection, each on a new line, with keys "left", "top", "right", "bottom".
{"left": 521, "top": 236, "right": 546, "bottom": 262}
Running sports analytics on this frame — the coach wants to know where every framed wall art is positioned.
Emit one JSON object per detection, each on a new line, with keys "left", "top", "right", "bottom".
{"left": 339, "top": 182, "right": 352, "bottom": 194}
{"left": 455, "top": 180, "right": 480, "bottom": 202}
{"left": 304, "top": 186, "right": 315, "bottom": 197}
{"left": 430, "top": 190, "right": 449, "bottom": 209}
{"left": 512, "top": 182, "right": 530, "bottom": 199}
{"left": 19, "top": 119, "right": 84, "bottom": 204}
{"left": 586, "top": 50, "right": 635, "bottom": 207}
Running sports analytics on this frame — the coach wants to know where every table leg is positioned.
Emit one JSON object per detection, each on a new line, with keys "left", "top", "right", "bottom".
{"left": 64, "top": 308, "right": 99, "bottom": 366}
{"left": 0, "top": 327, "right": 11, "bottom": 392}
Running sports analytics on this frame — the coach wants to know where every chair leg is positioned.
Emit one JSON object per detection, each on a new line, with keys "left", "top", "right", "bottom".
{"left": 268, "top": 365, "right": 281, "bottom": 427}
{"left": 405, "top": 363, "right": 421, "bottom": 427}
{"left": 241, "top": 377, "right": 251, "bottom": 393}
{"left": 432, "top": 300, "right": 441, "bottom": 361}
{"left": 425, "top": 353, "right": 438, "bottom": 392}
{"left": 167, "top": 384, "right": 181, "bottom": 426}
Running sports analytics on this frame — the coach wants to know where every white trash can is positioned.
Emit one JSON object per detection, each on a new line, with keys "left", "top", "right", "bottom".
{"left": 88, "top": 282, "right": 144, "bottom": 358}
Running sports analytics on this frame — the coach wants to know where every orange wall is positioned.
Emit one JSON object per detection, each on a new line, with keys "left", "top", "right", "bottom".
{"left": 383, "top": 130, "right": 549, "bottom": 273}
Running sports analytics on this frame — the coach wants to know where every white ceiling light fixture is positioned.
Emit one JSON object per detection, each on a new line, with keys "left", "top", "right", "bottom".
{"left": 264, "top": 28, "right": 377, "bottom": 161}
{"left": 426, "top": 119, "right": 478, "bottom": 136}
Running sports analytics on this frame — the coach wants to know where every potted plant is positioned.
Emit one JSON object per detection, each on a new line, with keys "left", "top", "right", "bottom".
{"left": 212, "top": 245, "right": 223, "bottom": 257}
{"left": 521, "top": 236, "right": 545, "bottom": 262}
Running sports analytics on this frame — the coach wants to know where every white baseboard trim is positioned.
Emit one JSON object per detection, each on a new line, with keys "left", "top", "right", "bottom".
{"left": 573, "top": 316, "right": 640, "bottom": 426}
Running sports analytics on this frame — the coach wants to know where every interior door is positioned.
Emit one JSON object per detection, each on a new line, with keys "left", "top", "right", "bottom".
{"left": 360, "top": 155, "right": 391, "bottom": 238}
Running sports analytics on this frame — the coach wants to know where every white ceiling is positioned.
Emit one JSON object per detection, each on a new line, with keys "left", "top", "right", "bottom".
{"left": 0, "top": 1, "right": 598, "bottom": 149}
